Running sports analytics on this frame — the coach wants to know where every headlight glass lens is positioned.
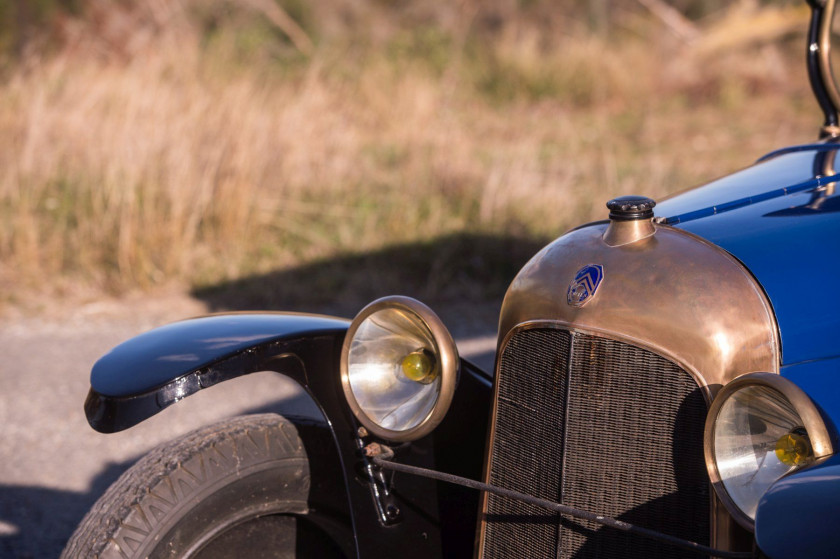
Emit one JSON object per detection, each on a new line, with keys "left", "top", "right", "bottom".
{"left": 713, "top": 385, "right": 814, "bottom": 521}
{"left": 346, "top": 307, "right": 442, "bottom": 432}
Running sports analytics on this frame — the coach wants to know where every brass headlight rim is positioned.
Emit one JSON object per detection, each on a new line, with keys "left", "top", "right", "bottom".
{"left": 704, "top": 372, "right": 834, "bottom": 531}
{"left": 340, "top": 296, "right": 459, "bottom": 442}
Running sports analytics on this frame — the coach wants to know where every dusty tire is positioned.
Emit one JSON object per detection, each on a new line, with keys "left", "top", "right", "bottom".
{"left": 62, "top": 414, "right": 342, "bottom": 559}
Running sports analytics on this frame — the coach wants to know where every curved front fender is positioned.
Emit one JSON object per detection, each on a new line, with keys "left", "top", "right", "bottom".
{"left": 86, "top": 313, "right": 349, "bottom": 433}
{"left": 755, "top": 453, "right": 840, "bottom": 559}
{"left": 84, "top": 310, "right": 494, "bottom": 558}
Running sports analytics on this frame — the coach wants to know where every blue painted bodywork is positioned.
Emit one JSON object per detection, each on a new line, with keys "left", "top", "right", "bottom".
{"left": 755, "top": 453, "right": 840, "bottom": 559}
{"left": 780, "top": 357, "right": 840, "bottom": 443}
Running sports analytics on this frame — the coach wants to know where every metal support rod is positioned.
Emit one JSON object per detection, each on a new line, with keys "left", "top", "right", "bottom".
{"left": 372, "top": 455, "right": 754, "bottom": 559}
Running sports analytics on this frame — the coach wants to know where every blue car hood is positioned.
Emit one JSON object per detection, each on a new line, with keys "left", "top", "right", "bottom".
{"left": 655, "top": 144, "right": 840, "bottom": 367}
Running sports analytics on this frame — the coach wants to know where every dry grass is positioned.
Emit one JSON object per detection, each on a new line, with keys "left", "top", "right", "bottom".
{"left": 0, "top": 1, "right": 822, "bottom": 304}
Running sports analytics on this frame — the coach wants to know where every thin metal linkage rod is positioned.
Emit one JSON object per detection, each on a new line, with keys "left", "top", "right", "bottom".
{"left": 372, "top": 456, "right": 753, "bottom": 559}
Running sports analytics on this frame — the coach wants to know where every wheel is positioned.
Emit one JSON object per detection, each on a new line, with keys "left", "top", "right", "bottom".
{"left": 62, "top": 414, "right": 346, "bottom": 559}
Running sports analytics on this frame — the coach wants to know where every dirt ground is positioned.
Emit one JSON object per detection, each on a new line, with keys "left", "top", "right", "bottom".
{"left": 0, "top": 292, "right": 496, "bottom": 558}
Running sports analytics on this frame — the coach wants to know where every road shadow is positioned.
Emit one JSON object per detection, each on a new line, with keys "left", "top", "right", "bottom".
{"left": 191, "top": 233, "right": 547, "bottom": 338}
{"left": 5, "top": 234, "right": 546, "bottom": 558}
{"left": 0, "top": 464, "right": 128, "bottom": 559}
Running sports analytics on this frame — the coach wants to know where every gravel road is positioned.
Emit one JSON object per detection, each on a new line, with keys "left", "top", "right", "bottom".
{"left": 0, "top": 293, "right": 496, "bottom": 558}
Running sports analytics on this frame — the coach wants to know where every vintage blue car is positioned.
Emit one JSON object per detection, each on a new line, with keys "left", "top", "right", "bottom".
{"left": 62, "top": 2, "right": 840, "bottom": 559}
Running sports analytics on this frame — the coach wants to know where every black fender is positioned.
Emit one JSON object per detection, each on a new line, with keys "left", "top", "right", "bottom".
{"left": 84, "top": 312, "right": 493, "bottom": 558}
{"left": 86, "top": 313, "right": 351, "bottom": 432}
{"left": 754, "top": 453, "right": 840, "bottom": 559}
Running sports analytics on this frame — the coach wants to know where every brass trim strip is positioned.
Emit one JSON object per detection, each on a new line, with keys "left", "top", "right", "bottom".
{"left": 557, "top": 330, "right": 575, "bottom": 549}
{"left": 474, "top": 327, "right": 508, "bottom": 559}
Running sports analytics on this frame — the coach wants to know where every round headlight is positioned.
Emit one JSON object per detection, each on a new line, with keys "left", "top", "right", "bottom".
{"left": 705, "top": 373, "right": 833, "bottom": 529}
{"left": 340, "top": 296, "right": 459, "bottom": 442}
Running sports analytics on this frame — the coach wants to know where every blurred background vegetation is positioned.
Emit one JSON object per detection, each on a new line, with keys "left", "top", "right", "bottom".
{"left": 0, "top": 0, "right": 820, "bottom": 310}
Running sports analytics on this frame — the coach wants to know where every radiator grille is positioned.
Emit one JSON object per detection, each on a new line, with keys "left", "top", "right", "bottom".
{"left": 483, "top": 328, "right": 709, "bottom": 559}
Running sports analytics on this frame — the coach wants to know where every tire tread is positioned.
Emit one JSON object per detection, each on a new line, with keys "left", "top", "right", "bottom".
{"left": 62, "top": 414, "right": 307, "bottom": 559}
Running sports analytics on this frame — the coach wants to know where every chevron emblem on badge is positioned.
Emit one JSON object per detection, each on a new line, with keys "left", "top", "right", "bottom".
{"left": 567, "top": 264, "right": 604, "bottom": 307}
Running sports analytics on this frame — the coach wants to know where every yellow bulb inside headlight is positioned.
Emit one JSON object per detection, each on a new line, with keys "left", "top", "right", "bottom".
{"left": 775, "top": 430, "right": 814, "bottom": 467}
{"left": 401, "top": 350, "right": 437, "bottom": 384}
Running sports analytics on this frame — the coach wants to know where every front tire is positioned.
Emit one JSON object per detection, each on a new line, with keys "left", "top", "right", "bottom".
{"left": 62, "top": 414, "right": 344, "bottom": 559}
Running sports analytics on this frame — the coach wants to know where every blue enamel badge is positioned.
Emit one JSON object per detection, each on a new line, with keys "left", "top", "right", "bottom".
{"left": 567, "top": 264, "right": 604, "bottom": 307}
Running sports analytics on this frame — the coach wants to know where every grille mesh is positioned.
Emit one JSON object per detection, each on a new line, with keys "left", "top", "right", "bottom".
{"left": 483, "top": 328, "right": 709, "bottom": 559}
{"left": 483, "top": 329, "right": 571, "bottom": 558}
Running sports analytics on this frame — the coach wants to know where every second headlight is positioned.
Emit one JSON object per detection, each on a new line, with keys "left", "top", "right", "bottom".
{"left": 705, "top": 373, "right": 833, "bottom": 529}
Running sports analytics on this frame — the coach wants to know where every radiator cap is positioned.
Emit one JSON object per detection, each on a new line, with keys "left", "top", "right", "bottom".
{"left": 607, "top": 195, "right": 656, "bottom": 221}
